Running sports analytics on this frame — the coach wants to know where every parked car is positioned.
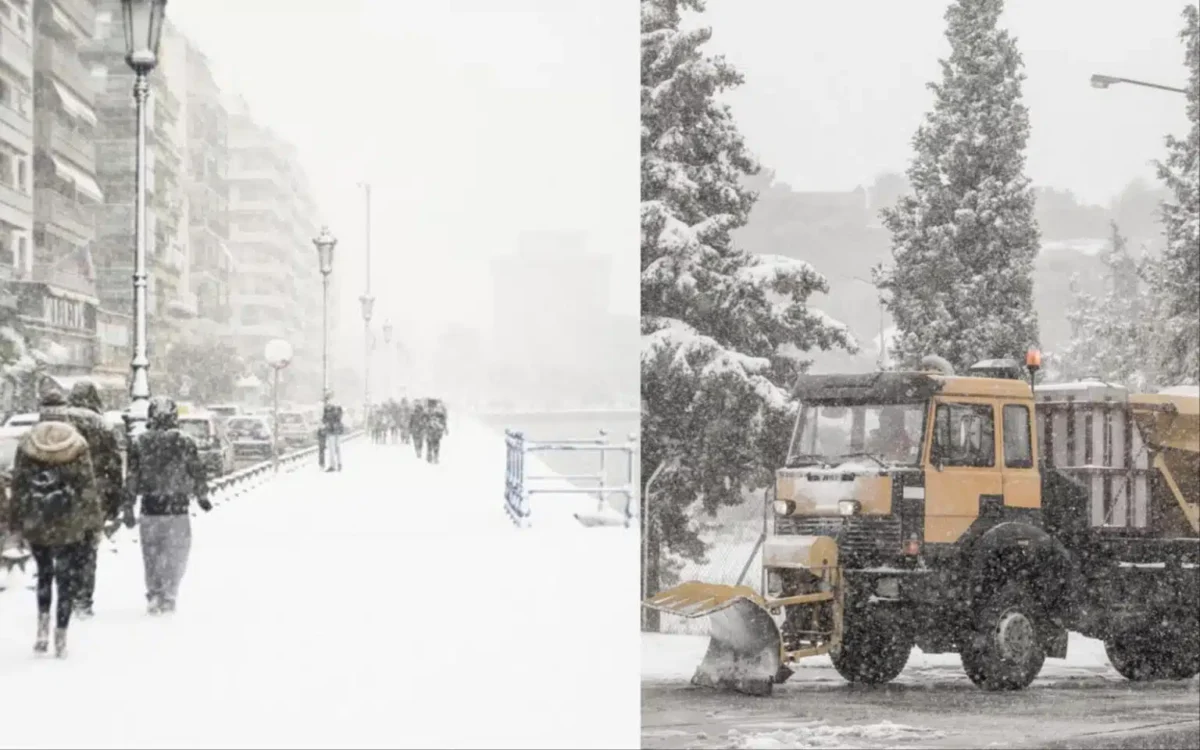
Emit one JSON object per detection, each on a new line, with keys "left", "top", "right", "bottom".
{"left": 206, "top": 404, "right": 242, "bottom": 425}
{"left": 177, "top": 407, "right": 235, "bottom": 477}
{"left": 2, "top": 413, "right": 39, "bottom": 428}
{"left": 225, "top": 415, "right": 274, "bottom": 463}
{"left": 275, "top": 410, "right": 314, "bottom": 451}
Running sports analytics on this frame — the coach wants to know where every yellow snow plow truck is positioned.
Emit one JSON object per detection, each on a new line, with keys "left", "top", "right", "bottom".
{"left": 645, "top": 353, "right": 1199, "bottom": 694}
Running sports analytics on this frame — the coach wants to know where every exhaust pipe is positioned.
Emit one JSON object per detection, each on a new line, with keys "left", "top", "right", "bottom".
{"left": 920, "top": 354, "right": 955, "bottom": 376}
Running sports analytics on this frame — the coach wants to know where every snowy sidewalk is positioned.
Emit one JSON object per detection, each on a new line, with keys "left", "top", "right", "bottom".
{"left": 0, "top": 418, "right": 640, "bottom": 748}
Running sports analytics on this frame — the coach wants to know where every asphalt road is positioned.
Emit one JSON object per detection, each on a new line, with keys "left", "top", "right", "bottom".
{"left": 643, "top": 670, "right": 1200, "bottom": 749}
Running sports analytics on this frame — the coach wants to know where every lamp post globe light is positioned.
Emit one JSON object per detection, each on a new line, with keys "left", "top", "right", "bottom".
{"left": 265, "top": 339, "right": 293, "bottom": 469}
{"left": 314, "top": 227, "right": 336, "bottom": 415}
{"left": 120, "top": 0, "right": 167, "bottom": 433}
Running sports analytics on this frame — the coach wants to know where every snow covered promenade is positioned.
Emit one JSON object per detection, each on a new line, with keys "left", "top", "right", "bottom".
{"left": 0, "top": 416, "right": 640, "bottom": 748}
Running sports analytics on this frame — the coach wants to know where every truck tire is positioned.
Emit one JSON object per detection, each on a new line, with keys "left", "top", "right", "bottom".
{"left": 830, "top": 610, "right": 912, "bottom": 685}
{"left": 961, "top": 582, "right": 1046, "bottom": 691}
{"left": 1106, "top": 624, "right": 1200, "bottom": 681}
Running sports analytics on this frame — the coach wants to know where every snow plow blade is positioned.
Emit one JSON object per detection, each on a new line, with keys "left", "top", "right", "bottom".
{"left": 644, "top": 582, "right": 783, "bottom": 696}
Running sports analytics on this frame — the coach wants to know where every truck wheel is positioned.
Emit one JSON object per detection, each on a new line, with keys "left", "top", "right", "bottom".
{"left": 961, "top": 583, "right": 1046, "bottom": 691}
{"left": 830, "top": 611, "right": 912, "bottom": 685}
{"left": 1107, "top": 624, "right": 1200, "bottom": 681}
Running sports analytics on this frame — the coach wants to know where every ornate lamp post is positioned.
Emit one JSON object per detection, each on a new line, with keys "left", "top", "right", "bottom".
{"left": 120, "top": 0, "right": 167, "bottom": 430}
{"left": 382, "top": 319, "right": 393, "bottom": 400}
{"left": 313, "top": 227, "right": 336, "bottom": 408}
{"left": 358, "top": 182, "right": 374, "bottom": 423}
{"left": 264, "top": 339, "right": 293, "bottom": 470}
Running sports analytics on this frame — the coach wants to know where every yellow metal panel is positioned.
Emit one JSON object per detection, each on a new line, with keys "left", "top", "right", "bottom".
{"left": 762, "top": 534, "right": 838, "bottom": 571}
{"left": 1000, "top": 400, "right": 1041, "bottom": 509}
{"left": 855, "top": 475, "right": 893, "bottom": 514}
{"left": 939, "top": 377, "right": 1033, "bottom": 400}
{"left": 923, "top": 398, "right": 1004, "bottom": 544}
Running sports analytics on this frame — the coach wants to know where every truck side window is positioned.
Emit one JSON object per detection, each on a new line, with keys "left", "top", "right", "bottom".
{"left": 931, "top": 403, "right": 995, "bottom": 468}
{"left": 1002, "top": 404, "right": 1033, "bottom": 469}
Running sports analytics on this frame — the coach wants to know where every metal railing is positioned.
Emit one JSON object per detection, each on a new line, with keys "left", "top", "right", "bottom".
{"left": 504, "top": 429, "right": 639, "bottom": 528}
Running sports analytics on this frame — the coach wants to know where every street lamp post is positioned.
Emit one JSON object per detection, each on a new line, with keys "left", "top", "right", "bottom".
{"left": 382, "top": 320, "right": 393, "bottom": 400}
{"left": 844, "top": 275, "right": 887, "bottom": 370}
{"left": 120, "top": 0, "right": 167, "bottom": 431}
{"left": 1090, "top": 73, "right": 1187, "bottom": 95}
{"left": 358, "top": 182, "right": 374, "bottom": 424}
{"left": 313, "top": 227, "right": 336, "bottom": 403}
{"left": 264, "top": 339, "right": 293, "bottom": 471}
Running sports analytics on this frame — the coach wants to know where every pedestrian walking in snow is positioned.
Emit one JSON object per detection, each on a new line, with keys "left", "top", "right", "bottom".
{"left": 123, "top": 397, "right": 211, "bottom": 615}
{"left": 43, "top": 381, "right": 124, "bottom": 618}
{"left": 409, "top": 399, "right": 427, "bottom": 460}
{"left": 424, "top": 399, "right": 449, "bottom": 464}
{"left": 7, "top": 416, "right": 104, "bottom": 658}
{"left": 398, "top": 397, "right": 412, "bottom": 445}
{"left": 322, "top": 395, "right": 345, "bottom": 472}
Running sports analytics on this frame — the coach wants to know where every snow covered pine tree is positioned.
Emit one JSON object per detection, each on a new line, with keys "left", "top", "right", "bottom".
{"left": 640, "top": 0, "right": 855, "bottom": 629}
{"left": 875, "top": 0, "right": 1040, "bottom": 373}
{"left": 1143, "top": 4, "right": 1199, "bottom": 387}
{"left": 1059, "top": 223, "right": 1154, "bottom": 388}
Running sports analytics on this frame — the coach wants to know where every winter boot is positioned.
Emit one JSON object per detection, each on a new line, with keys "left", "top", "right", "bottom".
{"left": 159, "top": 598, "right": 176, "bottom": 614}
{"left": 54, "top": 628, "right": 67, "bottom": 658}
{"left": 34, "top": 612, "right": 50, "bottom": 653}
{"left": 75, "top": 601, "right": 95, "bottom": 619}
{"left": 147, "top": 594, "right": 162, "bottom": 615}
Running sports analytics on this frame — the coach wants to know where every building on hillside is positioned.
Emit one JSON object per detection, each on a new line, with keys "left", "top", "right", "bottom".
{"left": 179, "top": 35, "right": 232, "bottom": 341}
{"left": 225, "top": 94, "right": 327, "bottom": 401}
{"left": 23, "top": 0, "right": 102, "bottom": 375}
{"left": 84, "top": 2, "right": 190, "bottom": 369}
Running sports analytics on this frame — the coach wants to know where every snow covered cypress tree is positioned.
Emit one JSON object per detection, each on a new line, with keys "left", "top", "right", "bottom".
{"left": 1058, "top": 223, "right": 1153, "bottom": 388}
{"left": 1144, "top": 5, "right": 1199, "bottom": 387}
{"left": 876, "top": 0, "right": 1040, "bottom": 373}
{"left": 641, "top": 0, "right": 855, "bottom": 625}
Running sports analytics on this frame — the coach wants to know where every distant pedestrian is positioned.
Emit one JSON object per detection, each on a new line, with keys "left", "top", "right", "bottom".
{"left": 7, "top": 415, "right": 104, "bottom": 657}
{"left": 322, "top": 394, "right": 345, "bottom": 472}
{"left": 398, "top": 397, "right": 412, "bottom": 445}
{"left": 123, "top": 396, "right": 211, "bottom": 614}
{"left": 425, "top": 399, "right": 449, "bottom": 464}
{"left": 409, "top": 398, "right": 427, "bottom": 460}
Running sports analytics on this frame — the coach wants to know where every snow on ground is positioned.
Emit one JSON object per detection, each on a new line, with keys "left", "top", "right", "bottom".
{"left": 0, "top": 416, "right": 640, "bottom": 748}
{"left": 642, "top": 631, "right": 1117, "bottom": 685}
{"left": 725, "top": 720, "right": 944, "bottom": 750}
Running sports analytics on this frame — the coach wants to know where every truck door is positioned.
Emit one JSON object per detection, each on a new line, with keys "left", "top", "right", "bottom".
{"left": 1000, "top": 402, "right": 1040, "bottom": 510}
{"left": 924, "top": 400, "right": 1004, "bottom": 544}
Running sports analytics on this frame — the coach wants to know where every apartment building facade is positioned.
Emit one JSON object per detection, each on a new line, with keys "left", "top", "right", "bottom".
{"left": 226, "top": 94, "right": 328, "bottom": 400}
{"left": 0, "top": 0, "right": 33, "bottom": 295}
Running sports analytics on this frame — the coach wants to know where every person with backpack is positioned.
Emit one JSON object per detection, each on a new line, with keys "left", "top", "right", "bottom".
{"left": 424, "top": 399, "right": 449, "bottom": 464}
{"left": 122, "top": 396, "right": 211, "bottom": 614}
{"left": 39, "top": 381, "right": 124, "bottom": 618}
{"left": 321, "top": 394, "right": 345, "bottom": 472}
{"left": 6, "top": 416, "right": 103, "bottom": 657}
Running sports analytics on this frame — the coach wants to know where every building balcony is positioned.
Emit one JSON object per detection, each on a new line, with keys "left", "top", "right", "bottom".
{"left": 34, "top": 38, "right": 94, "bottom": 106}
{"left": 38, "top": 112, "right": 96, "bottom": 173}
{"left": 0, "top": 182, "right": 33, "bottom": 221}
{"left": 0, "top": 102, "right": 33, "bottom": 153}
{"left": 54, "top": 0, "right": 96, "bottom": 37}
{"left": 34, "top": 188, "right": 93, "bottom": 241}
{"left": 28, "top": 264, "right": 96, "bottom": 299}
{"left": 0, "top": 21, "right": 33, "bottom": 80}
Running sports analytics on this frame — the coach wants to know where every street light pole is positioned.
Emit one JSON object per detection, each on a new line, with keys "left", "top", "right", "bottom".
{"left": 313, "top": 227, "right": 337, "bottom": 406}
{"left": 120, "top": 0, "right": 167, "bottom": 429}
{"left": 358, "top": 182, "right": 375, "bottom": 425}
{"left": 1090, "top": 73, "right": 1187, "bottom": 95}
{"left": 264, "top": 339, "right": 293, "bottom": 472}
{"left": 845, "top": 275, "right": 886, "bottom": 370}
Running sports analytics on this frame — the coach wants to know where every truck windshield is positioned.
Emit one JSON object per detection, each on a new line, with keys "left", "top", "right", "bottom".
{"left": 788, "top": 403, "right": 927, "bottom": 467}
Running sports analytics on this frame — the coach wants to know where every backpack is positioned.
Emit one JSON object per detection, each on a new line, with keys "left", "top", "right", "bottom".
{"left": 25, "top": 464, "right": 80, "bottom": 528}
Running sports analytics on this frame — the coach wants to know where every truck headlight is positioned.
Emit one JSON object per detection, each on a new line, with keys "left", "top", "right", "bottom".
{"left": 773, "top": 499, "right": 796, "bottom": 516}
{"left": 838, "top": 499, "right": 860, "bottom": 516}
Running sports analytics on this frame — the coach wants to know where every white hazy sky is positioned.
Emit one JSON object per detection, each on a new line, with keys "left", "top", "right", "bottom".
{"left": 167, "top": 0, "right": 638, "bottom": 358}
{"left": 700, "top": 0, "right": 1193, "bottom": 206}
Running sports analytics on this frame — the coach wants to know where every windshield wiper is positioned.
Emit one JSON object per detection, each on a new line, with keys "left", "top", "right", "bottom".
{"left": 831, "top": 451, "right": 889, "bottom": 469}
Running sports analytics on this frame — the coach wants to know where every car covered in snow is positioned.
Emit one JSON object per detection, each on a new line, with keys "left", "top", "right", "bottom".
{"left": 225, "top": 415, "right": 274, "bottom": 463}
{"left": 177, "top": 407, "right": 235, "bottom": 477}
{"left": 275, "top": 410, "right": 315, "bottom": 451}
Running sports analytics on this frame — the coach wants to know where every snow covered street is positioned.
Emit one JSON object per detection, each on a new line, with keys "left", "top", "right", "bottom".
{"left": 0, "top": 417, "right": 640, "bottom": 748}
{"left": 641, "top": 633, "right": 1200, "bottom": 749}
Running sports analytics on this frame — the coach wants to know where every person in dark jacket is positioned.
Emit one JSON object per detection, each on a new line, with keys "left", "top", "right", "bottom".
{"left": 424, "top": 399, "right": 449, "bottom": 464}
{"left": 409, "top": 399, "right": 427, "bottom": 460}
{"left": 123, "top": 396, "right": 211, "bottom": 614}
{"left": 397, "top": 397, "right": 412, "bottom": 445}
{"left": 321, "top": 395, "right": 344, "bottom": 472}
{"left": 45, "top": 381, "right": 124, "bottom": 617}
{"left": 7, "top": 418, "right": 103, "bottom": 657}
